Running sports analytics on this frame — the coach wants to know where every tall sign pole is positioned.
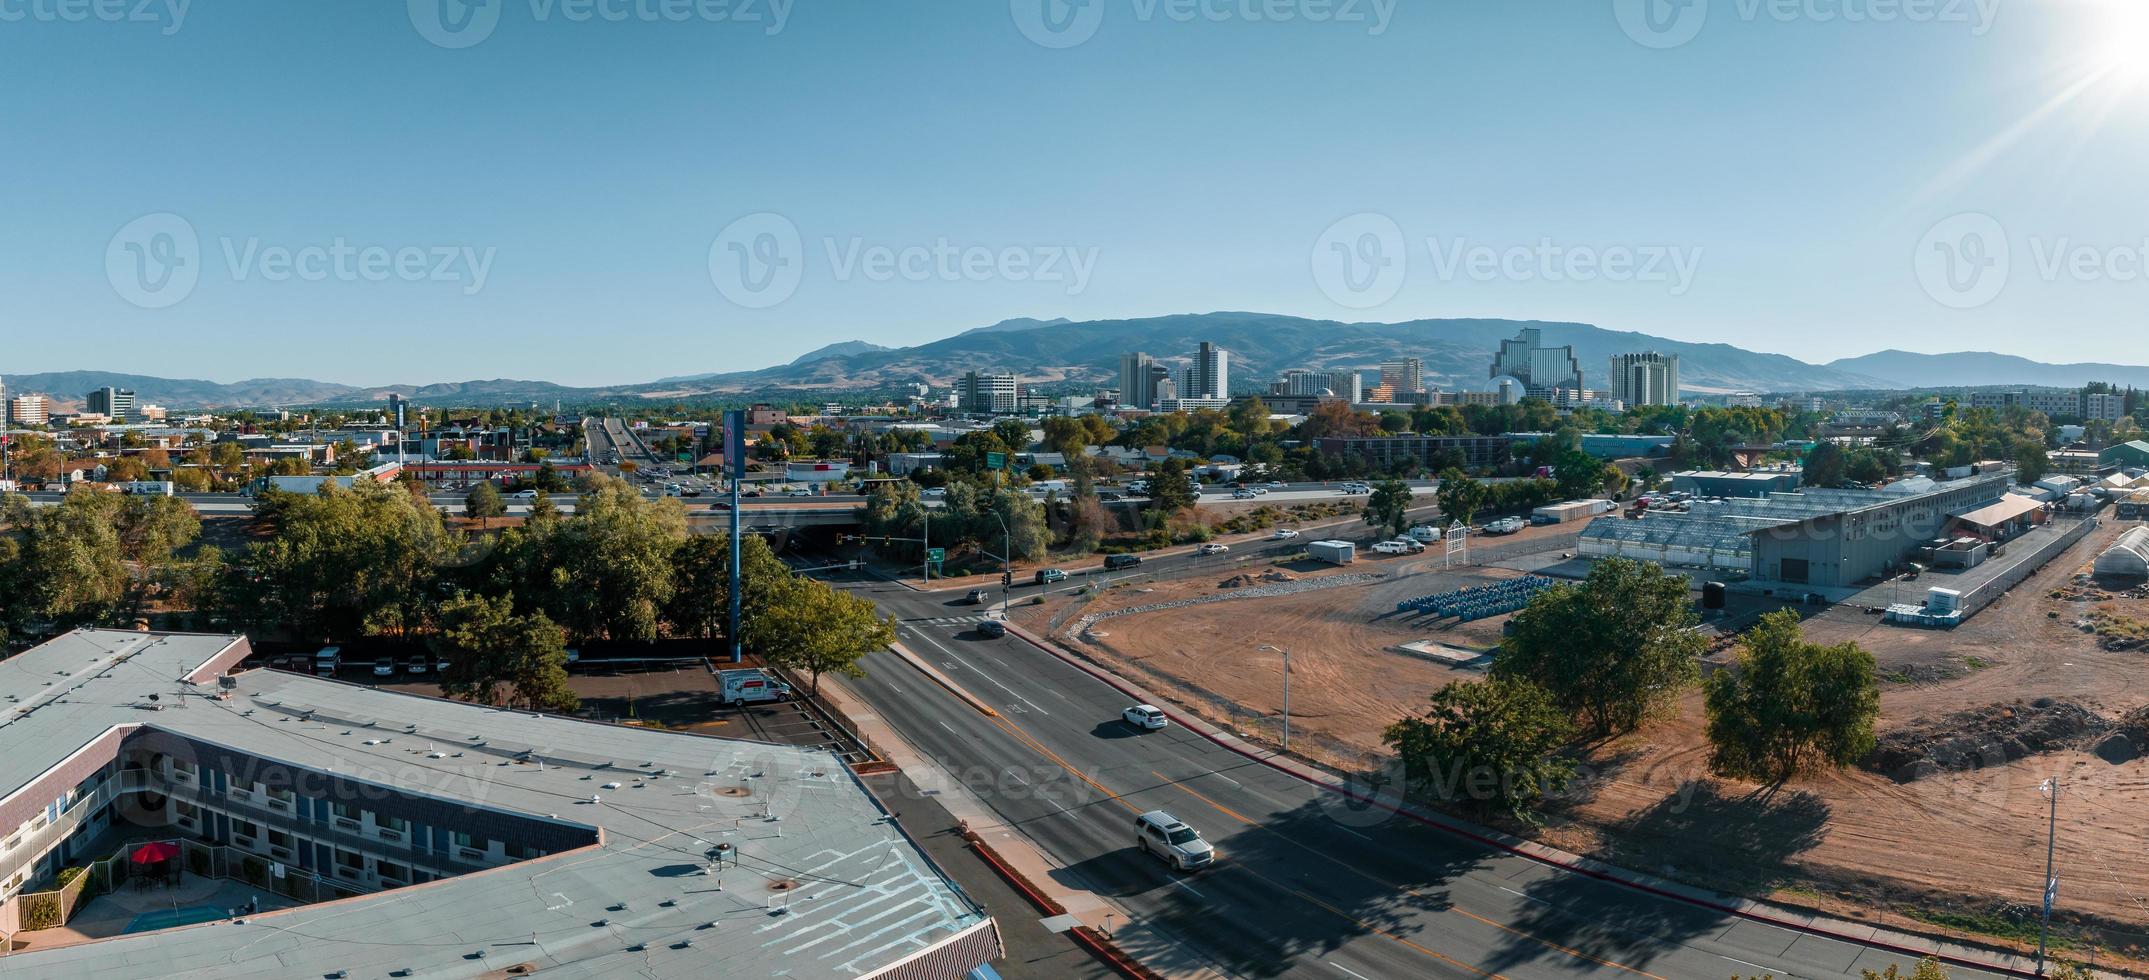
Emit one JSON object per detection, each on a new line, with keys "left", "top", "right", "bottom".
{"left": 726, "top": 409, "right": 745, "bottom": 665}
{"left": 2037, "top": 778, "right": 2060, "bottom": 975}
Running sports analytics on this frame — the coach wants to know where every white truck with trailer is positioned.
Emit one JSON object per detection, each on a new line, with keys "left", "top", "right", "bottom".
{"left": 121, "top": 481, "right": 176, "bottom": 497}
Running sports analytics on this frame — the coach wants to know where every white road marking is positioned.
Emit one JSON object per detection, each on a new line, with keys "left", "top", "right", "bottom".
{"left": 1004, "top": 768, "right": 1029, "bottom": 786}
{"left": 938, "top": 722, "right": 956, "bottom": 734}
{"left": 904, "top": 624, "right": 1051, "bottom": 715}
{"left": 1334, "top": 826, "right": 1373, "bottom": 842}
{"left": 1719, "top": 955, "right": 1772, "bottom": 973}
{"left": 1170, "top": 878, "right": 1205, "bottom": 899}
{"left": 1330, "top": 962, "right": 1376, "bottom": 980}
{"left": 1497, "top": 885, "right": 1551, "bottom": 906}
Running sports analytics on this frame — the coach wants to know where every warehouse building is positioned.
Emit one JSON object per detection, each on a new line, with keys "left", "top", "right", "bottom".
{"left": 2103, "top": 440, "right": 2149, "bottom": 470}
{"left": 1582, "top": 474, "right": 2011, "bottom": 586}
{"left": 1670, "top": 470, "right": 1804, "bottom": 498}
{"left": 0, "top": 630, "right": 997, "bottom": 979}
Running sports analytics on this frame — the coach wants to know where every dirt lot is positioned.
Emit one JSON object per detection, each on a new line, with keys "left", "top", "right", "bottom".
{"left": 1021, "top": 517, "right": 2149, "bottom": 962}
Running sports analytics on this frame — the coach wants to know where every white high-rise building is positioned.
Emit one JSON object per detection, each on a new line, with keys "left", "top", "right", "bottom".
{"left": 1188, "top": 341, "right": 1229, "bottom": 400}
{"left": 1491, "top": 327, "right": 1583, "bottom": 394}
{"left": 1609, "top": 352, "right": 1681, "bottom": 407}
{"left": 959, "top": 371, "right": 1020, "bottom": 414}
{"left": 7, "top": 394, "right": 49, "bottom": 427}
{"left": 1379, "top": 358, "right": 1424, "bottom": 396}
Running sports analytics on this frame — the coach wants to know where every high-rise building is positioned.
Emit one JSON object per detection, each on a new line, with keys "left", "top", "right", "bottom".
{"left": 1379, "top": 358, "right": 1424, "bottom": 396}
{"left": 1608, "top": 352, "right": 1681, "bottom": 407}
{"left": 1269, "top": 369, "right": 1361, "bottom": 402}
{"left": 86, "top": 386, "right": 137, "bottom": 422}
{"left": 2086, "top": 391, "right": 2126, "bottom": 423}
{"left": 1118, "top": 352, "right": 1158, "bottom": 409}
{"left": 7, "top": 394, "right": 49, "bottom": 427}
{"left": 1186, "top": 342, "right": 1229, "bottom": 400}
{"left": 959, "top": 371, "right": 1021, "bottom": 414}
{"left": 1490, "top": 327, "right": 1583, "bottom": 395}
{"left": 1270, "top": 369, "right": 1317, "bottom": 396}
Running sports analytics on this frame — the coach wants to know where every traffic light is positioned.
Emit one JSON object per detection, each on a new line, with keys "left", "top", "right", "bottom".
{"left": 1002, "top": 572, "right": 1013, "bottom": 587}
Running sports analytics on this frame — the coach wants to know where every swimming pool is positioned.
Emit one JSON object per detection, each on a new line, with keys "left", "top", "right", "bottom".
{"left": 124, "top": 905, "right": 230, "bottom": 933}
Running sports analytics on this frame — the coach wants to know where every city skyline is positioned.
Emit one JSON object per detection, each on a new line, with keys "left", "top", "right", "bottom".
{"left": 6, "top": 3, "right": 2147, "bottom": 384}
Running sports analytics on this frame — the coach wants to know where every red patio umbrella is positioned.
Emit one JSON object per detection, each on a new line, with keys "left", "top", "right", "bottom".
{"left": 130, "top": 841, "right": 180, "bottom": 864}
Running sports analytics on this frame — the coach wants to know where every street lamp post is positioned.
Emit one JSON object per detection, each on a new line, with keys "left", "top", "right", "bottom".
{"left": 1259, "top": 644, "right": 1291, "bottom": 752}
{"left": 990, "top": 511, "right": 1012, "bottom": 616}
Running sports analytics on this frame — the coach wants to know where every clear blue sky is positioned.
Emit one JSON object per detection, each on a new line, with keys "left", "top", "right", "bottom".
{"left": 4, "top": 1, "right": 2145, "bottom": 386}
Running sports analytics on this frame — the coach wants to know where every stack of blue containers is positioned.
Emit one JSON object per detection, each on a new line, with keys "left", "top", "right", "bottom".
{"left": 1394, "top": 575, "right": 1557, "bottom": 622}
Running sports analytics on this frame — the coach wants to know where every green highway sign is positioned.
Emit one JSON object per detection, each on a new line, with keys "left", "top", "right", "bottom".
{"left": 985, "top": 452, "right": 1007, "bottom": 470}
{"left": 926, "top": 548, "right": 946, "bottom": 563}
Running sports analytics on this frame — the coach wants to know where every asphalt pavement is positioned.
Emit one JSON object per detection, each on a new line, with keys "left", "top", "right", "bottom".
{"left": 816, "top": 564, "right": 2029, "bottom": 980}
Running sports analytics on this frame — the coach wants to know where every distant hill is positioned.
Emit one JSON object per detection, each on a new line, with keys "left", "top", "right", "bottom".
{"left": 669, "top": 313, "right": 1895, "bottom": 394}
{"left": 1826, "top": 350, "right": 2149, "bottom": 390}
{"left": 16, "top": 314, "right": 2147, "bottom": 410}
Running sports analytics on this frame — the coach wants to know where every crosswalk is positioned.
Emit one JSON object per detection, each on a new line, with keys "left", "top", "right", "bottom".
{"left": 911, "top": 616, "right": 992, "bottom": 627}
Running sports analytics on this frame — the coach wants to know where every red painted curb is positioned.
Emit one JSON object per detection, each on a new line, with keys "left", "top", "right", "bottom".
{"left": 1003, "top": 623, "right": 2045, "bottom": 980}
{"left": 963, "top": 832, "right": 1160, "bottom": 979}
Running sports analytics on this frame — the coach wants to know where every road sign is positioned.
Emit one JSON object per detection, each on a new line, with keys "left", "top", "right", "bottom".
{"left": 926, "top": 548, "right": 946, "bottom": 563}
{"left": 985, "top": 452, "right": 1008, "bottom": 471}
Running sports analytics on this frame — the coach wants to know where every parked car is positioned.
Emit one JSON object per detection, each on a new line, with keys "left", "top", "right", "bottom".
{"left": 405, "top": 655, "right": 429, "bottom": 675}
{"left": 1198, "top": 543, "right": 1229, "bottom": 555}
{"left": 372, "top": 656, "right": 397, "bottom": 677}
{"left": 1122, "top": 704, "right": 1169, "bottom": 730}
{"left": 1135, "top": 810, "right": 1215, "bottom": 871}
{"left": 962, "top": 589, "right": 991, "bottom": 605}
{"left": 1104, "top": 554, "right": 1142, "bottom": 570}
{"left": 1271, "top": 528, "right": 1299, "bottom": 540}
{"left": 313, "top": 646, "right": 341, "bottom": 676}
{"left": 1034, "top": 568, "right": 1068, "bottom": 585}
{"left": 1371, "top": 540, "right": 1412, "bottom": 555}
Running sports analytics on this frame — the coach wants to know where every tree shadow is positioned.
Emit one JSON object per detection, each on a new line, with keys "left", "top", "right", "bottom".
{"left": 1482, "top": 780, "right": 1829, "bottom": 976}
{"left": 1092, "top": 795, "right": 1490, "bottom": 978}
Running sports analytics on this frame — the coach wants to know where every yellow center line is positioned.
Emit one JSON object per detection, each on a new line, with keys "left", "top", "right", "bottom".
{"left": 1151, "top": 770, "right": 1257, "bottom": 826}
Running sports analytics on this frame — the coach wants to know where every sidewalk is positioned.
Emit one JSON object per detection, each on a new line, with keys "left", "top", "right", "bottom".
{"left": 996, "top": 620, "right": 2056, "bottom": 980}
{"left": 816, "top": 667, "right": 1230, "bottom": 980}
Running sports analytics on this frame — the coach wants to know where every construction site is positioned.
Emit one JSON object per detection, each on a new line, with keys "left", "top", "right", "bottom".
{"left": 1011, "top": 510, "right": 2149, "bottom": 966}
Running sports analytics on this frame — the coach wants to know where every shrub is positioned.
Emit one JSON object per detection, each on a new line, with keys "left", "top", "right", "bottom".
{"left": 54, "top": 866, "right": 83, "bottom": 888}
{"left": 21, "top": 892, "right": 61, "bottom": 930}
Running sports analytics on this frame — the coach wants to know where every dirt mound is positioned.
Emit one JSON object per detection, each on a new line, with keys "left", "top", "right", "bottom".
{"left": 1864, "top": 698, "right": 2105, "bottom": 783}
{"left": 1220, "top": 575, "right": 1256, "bottom": 589}
{"left": 1261, "top": 569, "right": 1297, "bottom": 583}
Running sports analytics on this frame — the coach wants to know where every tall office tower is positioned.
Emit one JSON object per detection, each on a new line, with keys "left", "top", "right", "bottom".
{"left": 1490, "top": 327, "right": 1583, "bottom": 393}
{"left": 1118, "top": 352, "right": 1158, "bottom": 409}
{"left": 959, "top": 371, "right": 1021, "bottom": 414}
{"left": 1271, "top": 369, "right": 1317, "bottom": 396}
{"left": 1188, "top": 342, "right": 1229, "bottom": 399}
{"left": 1147, "top": 363, "right": 1174, "bottom": 406}
{"left": 1379, "top": 357, "right": 1424, "bottom": 396}
{"left": 86, "top": 386, "right": 138, "bottom": 421}
{"left": 7, "top": 394, "right": 49, "bottom": 427}
{"left": 1608, "top": 352, "right": 1681, "bottom": 407}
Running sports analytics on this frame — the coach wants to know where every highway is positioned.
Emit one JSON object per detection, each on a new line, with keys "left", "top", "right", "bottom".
{"left": 817, "top": 566, "right": 2026, "bottom": 980}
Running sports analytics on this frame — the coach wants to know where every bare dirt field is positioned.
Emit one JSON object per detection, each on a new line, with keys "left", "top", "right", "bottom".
{"left": 1024, "top": 517, "right": 2149, "bottom": 963}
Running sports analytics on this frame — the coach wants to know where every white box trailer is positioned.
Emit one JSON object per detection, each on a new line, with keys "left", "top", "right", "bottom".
{"left": 718, "top": 668, "right": 794, "bottom": 706}
{"left": 1531, "top": 499, "right": 1614, "bottom": 524}
{"left": 1309, "top": 540, "right": 1355, "bottom": 565}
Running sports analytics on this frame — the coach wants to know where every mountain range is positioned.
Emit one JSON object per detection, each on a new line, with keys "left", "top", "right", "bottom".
{"left": 8, "top": 314, "right": 2147, "bottom": 409}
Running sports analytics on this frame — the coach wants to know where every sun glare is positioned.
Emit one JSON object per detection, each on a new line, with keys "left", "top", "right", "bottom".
{"left": 2086, "top": 0, "right": 2149, "bottom": 90}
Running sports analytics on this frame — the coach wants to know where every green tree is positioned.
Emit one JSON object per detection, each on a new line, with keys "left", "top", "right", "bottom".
{"left": 1148, "top": 459, "right": 1197, "bottom": 514}
{"left": 1494, "top": 558, "right": 1705, "bottom": 736}
{"left": 1383, "top": 679, "right": 1574, "bottom": 823}
{"left": 1803, "top": 441, "right": 1847, "bottom": 488}
{"left": 232, "top": 481, "right": 454, "bottom": 640}
{"left": 543, "top": 475, "right": 687, "bottom": 642}
{"left": 1705, "top": 610, "right": 1880, "bottom": 784}
{"left": 1436, "top": 468, "right": 1485, "bottom": 528}
{"left": 2013, "top": 437, "right": 2050, "bottom": 485}
{"left": 465, "top": 482, "right": 507, "bottom": 529}
{"left": 752, "top": 576, "right": 896, "bottom": 694}
{"left": 433, "top": 592, "right": 578, "bottom": 712}
{"left": 1552, "top": 448, "right": 1606, "bottom": 501}
{"left": 1365, "top": 478, "right": 1414, "bottom": 537}
{"left": 662, "top": 533, "right": 791, "bottom": 643}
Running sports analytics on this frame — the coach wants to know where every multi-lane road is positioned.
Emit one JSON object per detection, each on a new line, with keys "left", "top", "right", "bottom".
{"left": 813, "top": 563, "right": 2027, "bottom": 980}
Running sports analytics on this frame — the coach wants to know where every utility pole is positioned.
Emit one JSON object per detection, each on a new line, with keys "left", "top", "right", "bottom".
{"left": 725, "top": 409, "right": 745, "bottom": 665}
{"left": 2037, "top": 777, "right": 2060, "bottom": 976}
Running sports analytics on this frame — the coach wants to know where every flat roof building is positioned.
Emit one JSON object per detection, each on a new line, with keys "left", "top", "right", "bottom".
{"left": 0, "top": 630, "right": 996, "bottom": 979}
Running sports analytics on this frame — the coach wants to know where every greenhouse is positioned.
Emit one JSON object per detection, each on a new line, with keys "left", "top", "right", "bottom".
{"left": 2095, "top": 527, "right": 2149, "bottom": 580}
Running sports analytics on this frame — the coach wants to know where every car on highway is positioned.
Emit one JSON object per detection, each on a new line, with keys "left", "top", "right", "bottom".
{"left": 510, "top": 489, "right": 538, "bottom": 499}
{"left": 1271, "top": 528, "right": 1299, "bottom": 539}
{"left": 1197, "top": 543, "right": 1229, "bottom": 555}
{"left": 1264, "top": 481, "right": 1287, "bottom": 489}
{"left": 1121, "top": 704, "right": 1168, "bottom": 730}
{"left": 784, "top": 488, "right": 814, "bottom": 497}
{"left": 961, "top": 589, "right": 990, "bottom": 605}
{"left": 923, "top": 487, "right": 948, "bottom": 498}
{"left": 1034, "top": 567, "right": 1068, "bottom": 585}
{"left": 1135, "top": 810, "right": 1215, "bottom": 871}
{"left": 1103, "top": 554, "right": 1142, "bottom": 570}
{"left": 1231, "top": 489, "right": 1258, "bottom": 499}
{"left": 976, "top": 618, "right": 1007, "bottom": 638}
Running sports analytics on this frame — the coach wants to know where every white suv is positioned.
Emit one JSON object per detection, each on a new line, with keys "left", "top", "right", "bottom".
{"left": 1136, "top": 811, "right": 1215, "bottom": 870}
{"left": 1122, "top": 704, "right": 1168, "bottom": 730}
